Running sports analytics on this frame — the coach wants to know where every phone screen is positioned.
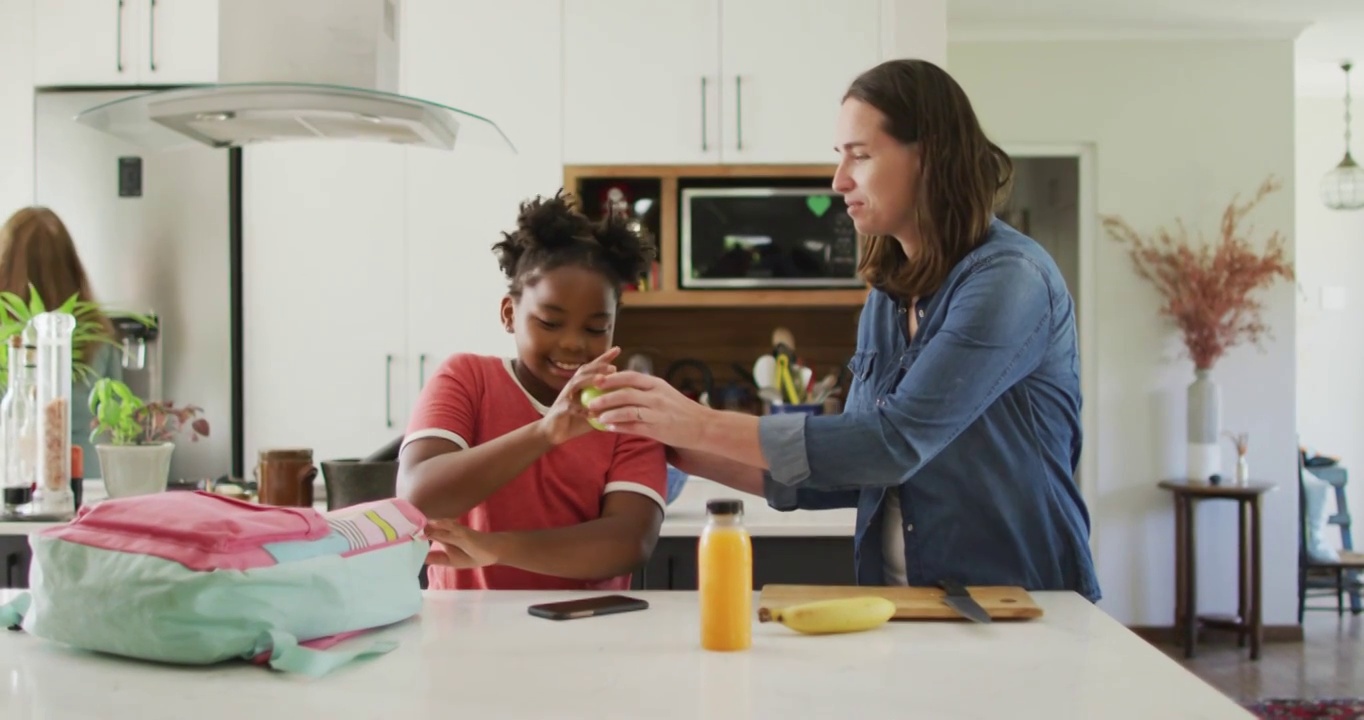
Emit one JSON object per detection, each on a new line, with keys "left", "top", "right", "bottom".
{"left": 527, "top": 594, "right": 649, "bottom": 620}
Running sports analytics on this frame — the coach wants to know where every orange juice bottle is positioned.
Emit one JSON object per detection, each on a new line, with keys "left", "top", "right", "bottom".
{"left": 699, "top": 498, "right": 753, "bottom": 651}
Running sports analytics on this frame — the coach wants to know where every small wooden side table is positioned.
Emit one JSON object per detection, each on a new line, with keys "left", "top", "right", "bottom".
{"left": 1158, "top": 479, "right": 1277, "bottom": 660}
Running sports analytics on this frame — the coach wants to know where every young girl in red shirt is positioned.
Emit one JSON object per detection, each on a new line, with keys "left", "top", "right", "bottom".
{"left": 398, "top": 191, "right": 666, "bottom": 591}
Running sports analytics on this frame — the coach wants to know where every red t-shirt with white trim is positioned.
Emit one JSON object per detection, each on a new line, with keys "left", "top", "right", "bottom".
{"left": 402, "top": 353, "right": 667, "bottom": 591}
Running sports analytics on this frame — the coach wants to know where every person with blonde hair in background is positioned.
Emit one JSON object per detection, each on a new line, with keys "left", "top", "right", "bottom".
{"left": 0, "top": 206, "right": 124, "bottom": 479}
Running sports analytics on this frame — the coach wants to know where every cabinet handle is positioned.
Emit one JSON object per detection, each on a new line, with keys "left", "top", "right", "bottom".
{"left": 700, "top": 77, "right": 709, "bottom": 152}
{"left": 735, "top": 76, "right": 743, "bottom": 151}
{"left": 147, "top": 0, "right": 157, "bottom": 72}
{"left": 385, "top": 354, "right": 394, "bottom": 428}
{"left": 116, "top": 0, "right": 125, "bottom": 73}
{"left": 419, "top": 353, "right": 428, "bottom": 390}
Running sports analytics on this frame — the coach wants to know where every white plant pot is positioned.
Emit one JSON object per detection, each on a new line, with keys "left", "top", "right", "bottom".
{"left": 97, "top": 443, "right": 175, "bottom": 498}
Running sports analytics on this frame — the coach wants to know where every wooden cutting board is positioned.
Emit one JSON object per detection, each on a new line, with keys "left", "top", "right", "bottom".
{"left": 757, "top": 584, "right": 1044, "bottom": 621}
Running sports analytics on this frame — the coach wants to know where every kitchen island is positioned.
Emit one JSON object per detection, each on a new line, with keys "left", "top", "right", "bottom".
{"left": 0, "top": 588, "right": 1252, "bottom": 719}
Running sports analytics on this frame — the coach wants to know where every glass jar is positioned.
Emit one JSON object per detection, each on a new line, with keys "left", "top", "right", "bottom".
{"left": 32, "top": 312, "right": 76, "bottom": 518}
{"left": 1, "top": 336, "right": 37, "bottom": 514}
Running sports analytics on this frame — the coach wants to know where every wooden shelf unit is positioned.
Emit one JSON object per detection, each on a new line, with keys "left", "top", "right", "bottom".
{"left": 618, "top": 287, "right": 868, "bottom": 309}
{"left": 613, "top": 305, "right": 860, "bottom": 416}
{"left": 562, "top": 164, "right": 869, "bottom": 310}
{"left": 563, "top": 164, "right": 865, "bottom": 413}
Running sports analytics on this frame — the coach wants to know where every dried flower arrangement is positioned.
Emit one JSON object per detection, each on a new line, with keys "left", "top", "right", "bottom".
{"left": 1101, "top": 175, "right": 1295, "bottom": 371}
{"left": 1225, "top": 431, "right": 1249, "bottom": 457}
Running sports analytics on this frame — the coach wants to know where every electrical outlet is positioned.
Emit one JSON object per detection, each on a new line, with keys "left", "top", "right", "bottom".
{"left": 118, "top": 157, "right": 142, "bottom": 198}
{"left": 1321, "top": 285, "right": 1348, "bottom": 311}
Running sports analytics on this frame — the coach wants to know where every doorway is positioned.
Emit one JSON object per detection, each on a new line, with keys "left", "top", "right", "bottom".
{"left": 1000, "top": 145, "right": 1098, "bottom": 511}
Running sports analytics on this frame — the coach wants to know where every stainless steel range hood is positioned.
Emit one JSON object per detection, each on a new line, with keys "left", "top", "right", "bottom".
{"left": 74, "top": 0, "right": 514, "bottom": 153}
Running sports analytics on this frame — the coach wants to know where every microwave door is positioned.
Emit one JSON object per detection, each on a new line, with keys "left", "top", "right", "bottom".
{"left": 680, "top": 187, "right": 862, "bottom": 289}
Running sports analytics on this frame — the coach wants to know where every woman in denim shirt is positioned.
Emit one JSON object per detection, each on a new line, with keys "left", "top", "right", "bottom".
{"left": 588, "top": 59, "right": 1100, "bottom": 601}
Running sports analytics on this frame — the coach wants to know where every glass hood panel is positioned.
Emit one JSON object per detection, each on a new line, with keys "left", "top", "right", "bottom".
{"left": 74, "top": 82, "right": 517, "bottom": 153}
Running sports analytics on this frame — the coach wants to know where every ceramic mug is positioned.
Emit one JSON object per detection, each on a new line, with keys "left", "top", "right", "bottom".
{"left": 256, "top": 448, "right": 317, "bottom": 507}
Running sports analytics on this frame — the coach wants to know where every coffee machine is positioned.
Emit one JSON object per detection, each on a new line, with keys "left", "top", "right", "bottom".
{"left": 110, "top": 312, "right": 161, "bottom": 402}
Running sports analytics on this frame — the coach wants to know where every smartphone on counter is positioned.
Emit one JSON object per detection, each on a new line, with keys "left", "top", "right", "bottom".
{"left": 528, "top": 594, "right": 649, "bottom": 621}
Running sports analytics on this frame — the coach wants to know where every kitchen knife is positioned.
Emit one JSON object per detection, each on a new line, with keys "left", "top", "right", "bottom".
{"left": 938, "top": 580, "right": 992, "bottom": 623}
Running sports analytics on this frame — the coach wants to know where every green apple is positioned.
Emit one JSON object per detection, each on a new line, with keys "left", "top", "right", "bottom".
{"left": 579, "top": 385, "right": 614, "bottom": 430}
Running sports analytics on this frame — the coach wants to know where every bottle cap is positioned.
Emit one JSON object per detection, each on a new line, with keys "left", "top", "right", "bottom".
{"left": 706, "top": 498, "right": 743, "bottom": 515}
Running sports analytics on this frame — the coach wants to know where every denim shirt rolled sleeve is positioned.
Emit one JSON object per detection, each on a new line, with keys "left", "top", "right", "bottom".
{"left": 760, "top": 413, "right": 863, "bottom": 511}
{"left": 756, "top": 219, "right": 1101, "bottom": 602}
{"left": 758, "top": 413, "right": 807, "bottom": 486}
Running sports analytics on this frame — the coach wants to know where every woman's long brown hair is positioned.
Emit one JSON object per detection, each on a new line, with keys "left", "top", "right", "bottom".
{"left": 846, "top": 59, "right": 1014, "bottom": 300}
{"left": 0, "top": 206, "right": 110, "bottom": 362}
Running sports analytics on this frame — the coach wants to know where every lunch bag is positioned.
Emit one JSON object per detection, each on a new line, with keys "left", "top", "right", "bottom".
{"left": 0, "top": 490, "right": 429, "bottom": 676}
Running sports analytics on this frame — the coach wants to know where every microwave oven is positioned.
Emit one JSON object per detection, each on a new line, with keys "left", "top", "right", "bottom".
{"left": 679, "top": 187, "right": 861, "bottom": 289}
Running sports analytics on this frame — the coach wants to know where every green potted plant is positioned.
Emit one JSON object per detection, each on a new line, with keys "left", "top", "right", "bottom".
{"left": 88, "top": 378, "right": 209, "bottom": 498}
{"left": 0, "top": 283, "right": 155, "bottom": 387}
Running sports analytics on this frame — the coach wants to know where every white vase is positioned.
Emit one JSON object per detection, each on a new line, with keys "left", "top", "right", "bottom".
{"left": 1186, "top": 369, "right": 1221, "bottom": 482}
{"left": 97, "top": 443, "right": 175, "bottom": 498}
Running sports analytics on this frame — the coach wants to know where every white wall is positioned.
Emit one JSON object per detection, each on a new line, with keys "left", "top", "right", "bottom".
{"left": 1296, "top": 95, "right": 1364, "bottom": 545}
{"left": 948, "top": 39, "right": 1298, "bottom": 626}
{"left": 0, "top": 0, "right": 34, "bottom": 214}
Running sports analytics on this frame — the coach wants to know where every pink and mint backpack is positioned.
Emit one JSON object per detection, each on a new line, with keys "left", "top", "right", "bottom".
{"left": 0, "top": 490, "right": 429, "bottom": 676}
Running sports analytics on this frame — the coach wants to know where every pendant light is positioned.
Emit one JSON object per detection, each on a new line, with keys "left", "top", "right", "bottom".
{"left": 1321, "top": 61, "right": 1364, "bottom": 211}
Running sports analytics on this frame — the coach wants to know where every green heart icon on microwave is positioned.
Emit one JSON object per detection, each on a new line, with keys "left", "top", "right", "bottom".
{"left": 806, "top": 195, "right": 832, "bottom": 217}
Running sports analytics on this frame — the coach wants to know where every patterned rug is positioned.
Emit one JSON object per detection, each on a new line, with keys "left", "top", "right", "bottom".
{"left": 1244, "top": 698, "right": 1364, "bottom": 719}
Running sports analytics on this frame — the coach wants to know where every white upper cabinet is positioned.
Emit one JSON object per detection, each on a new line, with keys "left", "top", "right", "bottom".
{"left": 562, "top": 0, "right": 881, "bottom": 165}
{"left": 33, "top": 0, "right": 133, "bottom": 86}
{"left": 563, "top": 0, "right": 720, "bottom": 165}
{"left": 138, "top": 0, "right": 219, "bottom": 85}
{"left": 401, "top": 0, "right": 558, "bottom": 392}
{"left": 719, "top": 0, "right": 880, "bottom": 164}
{"left": 34, "top": 0, "right": 219, "bottom": 87}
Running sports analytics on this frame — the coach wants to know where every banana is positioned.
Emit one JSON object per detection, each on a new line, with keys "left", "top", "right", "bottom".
{"left": 757, "top": 596, "right": 898, "bottom": 635}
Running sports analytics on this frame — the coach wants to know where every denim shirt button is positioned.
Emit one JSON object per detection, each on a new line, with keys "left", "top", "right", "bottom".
{"left": 876, "top": 397, "right": 886, "bottom": 407}
{"left": 905, "top": 524, "right": 914, "bottom": 532}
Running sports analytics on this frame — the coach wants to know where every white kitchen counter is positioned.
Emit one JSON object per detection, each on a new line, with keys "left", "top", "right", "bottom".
{"left": 1, "top": 477, "right": 855, "bottom": 538}
{"left": 659, "top": 476, "right": 855, "bottom": 537}
{"left": 0, "top": 588, "right": 1252, "bottom": 719}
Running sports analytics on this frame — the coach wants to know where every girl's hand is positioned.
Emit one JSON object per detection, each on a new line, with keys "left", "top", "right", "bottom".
{"left": 537, "top": 346, "right": 622, "bottom": 446}
{"left": 584, "top": 370, "right": 710, "bottom": 449}
{"left": 423, "top": 520, "right": 498, "bottom": 569}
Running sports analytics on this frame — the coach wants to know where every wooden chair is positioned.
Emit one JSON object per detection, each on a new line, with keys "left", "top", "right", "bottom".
{"left": 1297, "top": 454, "right": 1364, "bottom": 621}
